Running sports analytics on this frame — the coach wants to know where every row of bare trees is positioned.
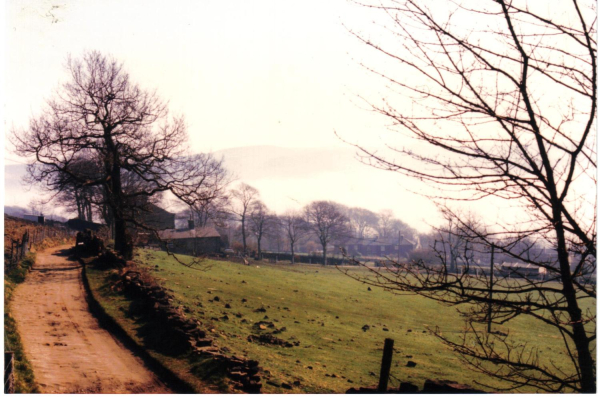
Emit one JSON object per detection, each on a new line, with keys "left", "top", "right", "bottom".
{"left": 216, "top": 182, "right": 417, "bottom": 265}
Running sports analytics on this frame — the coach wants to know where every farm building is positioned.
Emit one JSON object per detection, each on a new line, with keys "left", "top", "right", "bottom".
{"left": 22, "top": 214, "right": 45, "bottom": 224}
{"left": 157, "top": 225, "right": 223, "bottom": 256}
{"left": 342, "top": 233, "right": 415, "bottom": 259}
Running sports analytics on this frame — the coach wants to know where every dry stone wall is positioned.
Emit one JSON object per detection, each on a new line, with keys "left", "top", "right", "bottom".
{"left": 120, "top": 271, "right": 262, "bottom": 393}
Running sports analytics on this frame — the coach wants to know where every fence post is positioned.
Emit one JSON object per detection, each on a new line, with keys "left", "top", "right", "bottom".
{"left": 4, "top": 351, "right": 14, "bottom": 393}
{"left": 378, "top": 338, "right": 394, "bottom": 392}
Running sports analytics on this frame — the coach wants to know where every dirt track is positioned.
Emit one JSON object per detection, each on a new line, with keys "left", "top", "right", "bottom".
{"left": 11, "top": 245, "right": 171, "bottom": 393}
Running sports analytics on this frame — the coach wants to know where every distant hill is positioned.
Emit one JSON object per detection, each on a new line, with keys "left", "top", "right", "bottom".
{"left": 4, "top": 205, "right": 68, "bottom": 222}
{"left": 3, "top": 205, "right": 29, "bottom": 219}
{"left": 214, "top": 145, "right": 354, "bottom": 180}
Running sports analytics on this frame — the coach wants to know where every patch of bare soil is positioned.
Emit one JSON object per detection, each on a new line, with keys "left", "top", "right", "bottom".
{"left": 10, "top": 245, "right": 171, "bottom": 393}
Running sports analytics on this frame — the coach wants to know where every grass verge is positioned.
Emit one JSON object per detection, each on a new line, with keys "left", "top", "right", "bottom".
{"left": 4, "top": 254, "right": 39, "bottom": 393}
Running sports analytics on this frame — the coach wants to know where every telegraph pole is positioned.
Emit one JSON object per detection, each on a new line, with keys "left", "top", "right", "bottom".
{"left": 487, "top": 244, "right": 495, "bottom": 333}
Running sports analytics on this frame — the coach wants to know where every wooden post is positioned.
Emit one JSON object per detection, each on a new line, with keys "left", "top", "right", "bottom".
{"left": 5, "top": 351, "right": 14, "bottom": 393}
{"left": 487, "top": 245, "right": 495, "bottom": 334}
{"left": 378, "top": 338, "right": 394, "bottom": 392}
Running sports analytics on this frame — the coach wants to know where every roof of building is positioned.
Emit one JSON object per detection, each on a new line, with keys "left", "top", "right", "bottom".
{"left": 158, "top": 226, "right": 221, "bottom": 240}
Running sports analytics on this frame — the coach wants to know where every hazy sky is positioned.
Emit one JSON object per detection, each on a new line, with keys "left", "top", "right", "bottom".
{"left": 4, "top": 0, "right": 389, "bottom": 152}
{"left": 11, "top": 1, "right": 565, "bottom": 233}
{"left": 3, "top": 0, "right": 445, "bottom": 231}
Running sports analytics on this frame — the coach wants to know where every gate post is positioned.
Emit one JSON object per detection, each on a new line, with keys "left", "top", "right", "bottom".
{"left": 378, "top": 338, "right": 394, "bottom": 392}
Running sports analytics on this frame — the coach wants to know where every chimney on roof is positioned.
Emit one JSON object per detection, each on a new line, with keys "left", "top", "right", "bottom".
{"left": 188, "top": 219, "right": 195, "bottom": 230}
{"left": 38, "top": 215, "right": 45, "bottom": 225}
{"left": 399, "top": 231, "right": 404, "bottom": 244}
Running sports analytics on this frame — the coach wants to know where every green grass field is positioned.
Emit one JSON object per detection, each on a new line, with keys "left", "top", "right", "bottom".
{"left": 114, "top": 249, "right": 591, "bottom": 393}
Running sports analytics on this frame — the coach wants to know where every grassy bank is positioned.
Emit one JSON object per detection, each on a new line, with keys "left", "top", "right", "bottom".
{"left": 129, "top": 249, "right": 586, "bottom": 393}
{"left": 4, "top": 254, "right": 39, "bottom": 393}
{"left": 85, "top": 247, "right": 592, "bottom": 393}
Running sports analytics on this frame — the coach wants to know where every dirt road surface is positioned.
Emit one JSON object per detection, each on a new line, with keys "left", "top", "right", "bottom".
{"left": 11, "top": 245, "right": 171, "bottom": 393}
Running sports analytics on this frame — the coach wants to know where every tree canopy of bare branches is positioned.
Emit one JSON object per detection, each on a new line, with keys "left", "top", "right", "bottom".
{"left": 344, "top": 0, "right": 596, "bottom": 392}
{"left": 305, "top": 201, "right": 351, "bottom": 265}
{"left": 281, "top": 211, "right": 310, "bottom": 264}
{"left": 249, "top": 200, "right": 277, "bottom": 259}
{"left": 13, "top": 51, "right": 228, "bottom": 258}
{"left": 229, "top": 183, "right": 259, "bottom": 255}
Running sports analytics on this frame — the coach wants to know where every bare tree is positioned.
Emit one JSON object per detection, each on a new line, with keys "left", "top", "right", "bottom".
{"left": 305, "top": 201, "right": 350, "bottom": 265}
{"left": 343, "top": 0, "right": 596, "bottom": 392}
{"left": 229, "top": 183, "right": 259, "bottom": 255}
{"left": 376, "top": 209, "right": 394, "bottom": 238}
{"left": 281, "top": 210, "right": 310, "bottom": 264}
{"left": 249, "top": 200, "right": 276, "bottom": 259}
{"left": 13, "top": 51, "right": 228, "bottom": 258}
{"left": 192, "top": 194, "right": 231, "bottom": 228}
{"left": 347, "top": 207, "right": 378, "bottom": 238}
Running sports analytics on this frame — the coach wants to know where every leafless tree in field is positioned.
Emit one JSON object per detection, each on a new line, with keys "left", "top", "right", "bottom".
{"left": 12, "top": 51, "right": 228, "bottom": 259}
{"left": 305, "top": 201, "right": 351, "bottom": 265}
{"left": 342, "top": 0, "right": 596, "bottom": 392}
{"left": 229, "top": 183, "right": 259, "bottom": 255}
{"left": 249, "top": 200, "right": 276, "bottom": 259}
{"left": 281, "top": 211, "right": 310, "bottom": 264}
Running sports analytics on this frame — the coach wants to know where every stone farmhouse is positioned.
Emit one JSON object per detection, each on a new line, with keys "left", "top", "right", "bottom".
{"left": 157, "top": 220, "right": 223, "bottom": 256}
{"left": 342, "top": 233, "right": 416, "bottom": 259}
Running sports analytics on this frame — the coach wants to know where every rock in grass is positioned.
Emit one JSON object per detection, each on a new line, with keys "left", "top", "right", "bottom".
{"left": 406, "top": 361, "right": 417, "bottom": 367}
{"left": 362, "top": 325, "right": 370, "bottom": 332}
{"left": 266, "top": 380, "right": 281, "bottom": 388}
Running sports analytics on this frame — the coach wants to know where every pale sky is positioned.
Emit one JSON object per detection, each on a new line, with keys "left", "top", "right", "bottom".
{"left": 4, "top": 1, "right": 591, "bottom": 235}
{"left": 4, "top": 0, "right": 388, "bottom": 152}
{"left": 3, "top": 0, "right": 445, "bottom": 232}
